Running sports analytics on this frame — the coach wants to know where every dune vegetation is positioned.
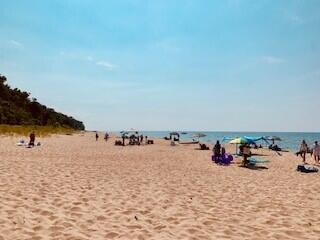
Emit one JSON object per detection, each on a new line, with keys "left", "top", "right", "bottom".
{"left": 0, "top": 74, "right": 85, "bottom": 132}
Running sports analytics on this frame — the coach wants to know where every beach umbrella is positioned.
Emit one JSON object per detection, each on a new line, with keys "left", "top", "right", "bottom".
{"left": 265, "top": 136, "right": 282, "bottom": 145}
{"left": 169, "top": 132, "right": 180, "bottom": 136}
{"left": 266, "top": 136, "right": 282, "bottom": 141}
{"left": 229, "top": 137, "right": 255, "bottom": 155}
{"left": 229, "top": 137, "right": 254, "bottom": 144}
{"left": 192, "top": 133, "right": 207, "bottom": 142}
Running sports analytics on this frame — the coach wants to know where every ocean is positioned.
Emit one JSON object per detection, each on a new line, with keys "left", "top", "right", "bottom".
{"left": 113, "top": 131, "right": 320, "bottom": 152}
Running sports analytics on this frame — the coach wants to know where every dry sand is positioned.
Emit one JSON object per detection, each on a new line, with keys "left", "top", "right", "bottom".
{"left": 0, "top": 132, "right": 319, "bottom": 240}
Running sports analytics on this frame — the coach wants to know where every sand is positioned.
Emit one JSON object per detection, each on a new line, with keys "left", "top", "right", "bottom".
{"left": 0, "top": 132, "right": 319, "bottom": 240}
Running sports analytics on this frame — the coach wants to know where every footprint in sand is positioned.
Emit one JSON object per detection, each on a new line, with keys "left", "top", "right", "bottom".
{"left": 33, "top": 225, "right": 43, "bottom": 231}
{"left": 105, "top": 232, "right": 119, "bottom": 239}
{"left": 97, "top": 215, "right": 106, "bottom": 221}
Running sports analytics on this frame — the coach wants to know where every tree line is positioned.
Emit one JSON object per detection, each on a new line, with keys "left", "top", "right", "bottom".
{"left": 0, "top": 74, "right": 85, "bottom": 130}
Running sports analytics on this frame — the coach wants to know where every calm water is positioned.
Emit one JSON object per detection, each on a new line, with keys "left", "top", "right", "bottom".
{"left": 113, "top": 131, "right": 320, "bottom": 152}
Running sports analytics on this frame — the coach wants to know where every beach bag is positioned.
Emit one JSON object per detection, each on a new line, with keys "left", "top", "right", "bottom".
{"left": 297, "top": 165, "right": 319, "bottom": 173}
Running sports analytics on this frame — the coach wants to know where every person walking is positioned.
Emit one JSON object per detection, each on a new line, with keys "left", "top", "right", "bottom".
{"left": 313, "top": 141, "right": 320, "bottom": 164}
{"left": 122, "top": 134, "right": 126, "bottom": 146}
{"left": 95, "top": 132, "right": 99, "bottom": 141}
{"left": 299, "top": 140, "right": 308, "bottom": 163}
{"left": 104, "top": 132, "right": 109, "bottom": 142}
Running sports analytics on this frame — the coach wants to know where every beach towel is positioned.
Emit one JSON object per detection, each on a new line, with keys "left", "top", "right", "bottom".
{"left": 297, "top": 165, "right": 319, "bottom": 173}
{"left": 17, "top": 140, "right": 27, "bottom": 146}
{"left": 248, "top": 158, "right": 269, "bottom": 165}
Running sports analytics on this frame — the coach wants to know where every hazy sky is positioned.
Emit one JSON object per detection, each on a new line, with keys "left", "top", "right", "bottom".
{"left": 1, "top": 0, "right": 319, "bottom": 131}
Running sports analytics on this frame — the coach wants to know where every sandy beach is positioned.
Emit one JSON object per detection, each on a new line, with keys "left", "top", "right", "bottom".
{"left": 0, "top": 132, "right": 319, "bottom": 240}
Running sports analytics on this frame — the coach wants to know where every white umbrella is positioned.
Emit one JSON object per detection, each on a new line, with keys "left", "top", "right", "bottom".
{"left": 192, "top": 133, "right": 207, "bottom": 142}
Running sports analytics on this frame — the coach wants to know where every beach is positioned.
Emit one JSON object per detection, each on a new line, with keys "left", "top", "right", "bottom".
{"left": 0, "top": 132, "right": 319, "bottom": 240}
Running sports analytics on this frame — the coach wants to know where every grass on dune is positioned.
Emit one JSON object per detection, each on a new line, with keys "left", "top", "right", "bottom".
{"left": 0, "top": 125, "right": 79, "bottom": 137}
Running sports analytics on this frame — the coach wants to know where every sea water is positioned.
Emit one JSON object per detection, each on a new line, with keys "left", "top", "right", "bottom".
{"left": 114, "top": 131, "right": 320, "bottom": 152}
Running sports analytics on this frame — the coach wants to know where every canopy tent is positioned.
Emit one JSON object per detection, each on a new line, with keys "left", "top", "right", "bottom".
{"left": 222, "top": 137, "right": 236, "bottom": 143}
{"left": 121, "top": 128, "right": 139, "bottom": 137}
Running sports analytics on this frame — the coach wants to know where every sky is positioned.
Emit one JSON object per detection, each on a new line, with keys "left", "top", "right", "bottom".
{"left": 1, "top": 0, "right": 320, "bottom": 132}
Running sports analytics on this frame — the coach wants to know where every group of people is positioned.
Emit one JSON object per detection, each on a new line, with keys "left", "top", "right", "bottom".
{"left": 121, "top": 134, "right": 149, "bottom": 146}
{"left": 212, "top": 141, "right": 234, "bottom": 165}
{"left": 95, "top": 132, "right": 109, "bottom": 142}
{"left": 95, "top": 132, "right": 152, "bottom": 146}
{"left": 212, "top": 141, "right": 252, "bottom": 167}
{"left": 298, "top": 140, "right": 320, "bottom": 164}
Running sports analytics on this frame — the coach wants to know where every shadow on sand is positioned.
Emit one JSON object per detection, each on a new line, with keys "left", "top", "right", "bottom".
{"left": 239, "top": 165, "right": 269, "bottom": 171}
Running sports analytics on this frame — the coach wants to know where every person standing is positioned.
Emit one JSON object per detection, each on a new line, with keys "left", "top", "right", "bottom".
{"left": 313, "top": 141, "right": 320, "bottom": 164}
{"left": 213, "top": 141, "right": 221, "bottom": 159}
{"left": 242, "top": 144, "right": 251, "bottom": 166}
{"left": 104, "top": 132, "right": 109, "bottom": 142}
{"left": 300, "top": 140, "right": 308, "bottom": 163}
{"left": 95, "top": 132, "right": 99, "bottom": 141}
{"left": 29, "top": 131, "right": 35, "bottom": 147}
{"left": 122, "top": 134, "right": 126, "bottom": 146}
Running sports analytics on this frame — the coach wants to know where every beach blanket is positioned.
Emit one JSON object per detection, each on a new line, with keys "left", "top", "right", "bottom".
{"left": 16, "top": 140, "right": 26, "bottom": 146}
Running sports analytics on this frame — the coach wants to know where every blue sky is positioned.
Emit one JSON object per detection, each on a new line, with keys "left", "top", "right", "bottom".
{"left": 1, "top": 0, "right": 319, "bottom": 131}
